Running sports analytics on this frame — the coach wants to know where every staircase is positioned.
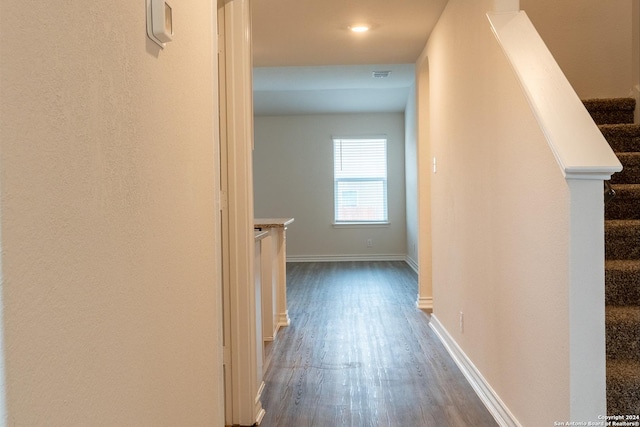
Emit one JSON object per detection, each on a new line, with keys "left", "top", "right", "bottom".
{"left": 584, "top": 98, "right": 640, "bottom": 416}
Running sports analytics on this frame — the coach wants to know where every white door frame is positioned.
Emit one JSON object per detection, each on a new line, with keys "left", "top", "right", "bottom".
{"left": 218, "top": 0, "right": 264, "bottom": 425}
{"left": 216, "top": 1, "right": 232, "bottom": 422}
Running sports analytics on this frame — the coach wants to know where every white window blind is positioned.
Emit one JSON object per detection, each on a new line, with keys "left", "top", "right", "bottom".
{"left": 333, "top": 138, "right": 388, "bottom": 223}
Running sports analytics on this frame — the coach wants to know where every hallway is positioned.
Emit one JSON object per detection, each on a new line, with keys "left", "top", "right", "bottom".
{"left": 259, "top": 261, "right": 498, "bottom": 426}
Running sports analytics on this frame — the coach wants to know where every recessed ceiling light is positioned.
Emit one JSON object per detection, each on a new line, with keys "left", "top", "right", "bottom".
{"left": 349, "top": 25, "right": 370, "bottom": 33}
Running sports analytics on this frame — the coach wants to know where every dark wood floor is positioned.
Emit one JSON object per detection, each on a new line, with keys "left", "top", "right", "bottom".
{"left": 259, "top": 261, "right": 498, "bottom": 427}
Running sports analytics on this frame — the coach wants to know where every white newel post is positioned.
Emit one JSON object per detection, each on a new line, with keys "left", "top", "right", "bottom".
{"left": 567, "top": 178, "right": 607, "bottom": 421}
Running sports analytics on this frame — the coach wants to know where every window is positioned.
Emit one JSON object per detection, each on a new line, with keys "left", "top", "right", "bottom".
{"left": 333, "top": 137, "right": 388, "bottom": 223}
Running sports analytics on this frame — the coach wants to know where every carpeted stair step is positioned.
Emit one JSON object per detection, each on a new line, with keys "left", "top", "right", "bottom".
{"left": 607, "top": 359, "right": 640, "bottom": 415}
{"left": 589, "top": 97, "right": 639, "bottom": 417}
{"left": 584, "top": 98, "right": 636, "bottom": 125}
{"left": 606, "top": 260, "right": 640, "bottom": 306}
{"left": 605, "top": 184, "right": 640, "bottom": 220}
{"left": 605, "top": 220, "right": 640, "bottom": 260}
{"left": 606, "top": 305, "right": 640, "bottom": 361}
{"left": 599, "top": 124, "right": 640, "bottom": 153}
{"left": 610, "top": 152, "right": 640, "bottom": 184}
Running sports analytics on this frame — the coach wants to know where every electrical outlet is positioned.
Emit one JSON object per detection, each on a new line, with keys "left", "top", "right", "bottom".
{"left": 367, "top": 238, "right": 373, "bottom": 248}
{"left": 433, "top": 157, "right": 437, "bottom": 173}
{"left": 459, "top": 311, "right": 464, "bottom": 333}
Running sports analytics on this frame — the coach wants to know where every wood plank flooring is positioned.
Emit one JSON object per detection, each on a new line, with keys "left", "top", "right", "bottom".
{"left": 259, "top": 261, "right": 498, "bottom": 427}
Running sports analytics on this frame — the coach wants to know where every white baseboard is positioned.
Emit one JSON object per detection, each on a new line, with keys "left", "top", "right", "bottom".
{"left": 277, "top": 311, "right": 290, "bottom": 329}
{"left": 405, "top": 255, "right": 419, "bottom": 273}
{"left": 429, "top": 315, "right": 521, "bottom": 427}
{"left": 287, "top": 254, "right": 407, "bottom": 263}
{"left": 255, "top": 382, "right": 266, "bottom": 424}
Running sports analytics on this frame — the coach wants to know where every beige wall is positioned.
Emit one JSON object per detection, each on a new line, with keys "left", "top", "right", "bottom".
{"left": 521, "top": 0, "right": 634, "bottom": 99}
{"left": 253, "top": 113, "right": 407, "bottom": 259}
{"left": 427, "top": 0, "right": 574, "bottom": 424}
{"left": 0, "top": 1, "right": 223, "bottom": 425}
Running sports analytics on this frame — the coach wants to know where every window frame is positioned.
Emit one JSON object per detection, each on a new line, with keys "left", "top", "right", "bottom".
{"left": 332, "top": 136, "right": 389, "bottom": 226}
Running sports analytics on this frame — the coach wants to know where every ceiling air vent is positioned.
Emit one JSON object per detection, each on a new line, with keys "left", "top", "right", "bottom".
{"left": 372, "top": 70, "right": 391, "bottom": 79}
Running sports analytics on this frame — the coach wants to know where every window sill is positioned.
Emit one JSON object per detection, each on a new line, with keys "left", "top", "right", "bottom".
{"left": 332, "top": 222, "right": 390, "bottom": 228}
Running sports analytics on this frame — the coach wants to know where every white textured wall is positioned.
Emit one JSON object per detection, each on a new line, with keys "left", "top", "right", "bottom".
{"left": 427, "top": 0, "right": 572, "bottom": 424}
{"left": 253, "top": 113, "right": 407, "bottom": 259}
{"left": 404, "top": 87, "right": 419, "bottom": 268}
{"left": 521, "top": 0, "right": 634, "bottom": 99}
{"left": 0, "top": 1, "right": 223, "bottom": 425}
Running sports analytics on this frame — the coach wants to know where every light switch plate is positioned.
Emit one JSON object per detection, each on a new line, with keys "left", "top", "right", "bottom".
{"left": 146, "top": 0, "right": 173, "bottom": 48}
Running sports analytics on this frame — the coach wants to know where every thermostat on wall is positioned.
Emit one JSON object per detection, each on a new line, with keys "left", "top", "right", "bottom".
{"left": 146, "top": 0, "right": 173, "bottom": 48}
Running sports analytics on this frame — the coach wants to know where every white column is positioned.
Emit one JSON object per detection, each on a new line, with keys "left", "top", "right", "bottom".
{"left": 260, "top": 231, "right": 277, "bottom": 341}
{"left": 254, "top": 232, "right": 266, "bottom": 409}
{"left": 275, "top": 227, "right": 291, "bottom": 328}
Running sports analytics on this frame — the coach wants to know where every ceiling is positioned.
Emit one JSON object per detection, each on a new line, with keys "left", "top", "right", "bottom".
{"left": 251, "top": 0, "right": 448, "bottom": 115}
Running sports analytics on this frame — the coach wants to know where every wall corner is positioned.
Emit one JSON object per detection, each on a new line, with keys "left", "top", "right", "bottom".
{"left": 491, "top": 0, "right": 519, "bottom": 13}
